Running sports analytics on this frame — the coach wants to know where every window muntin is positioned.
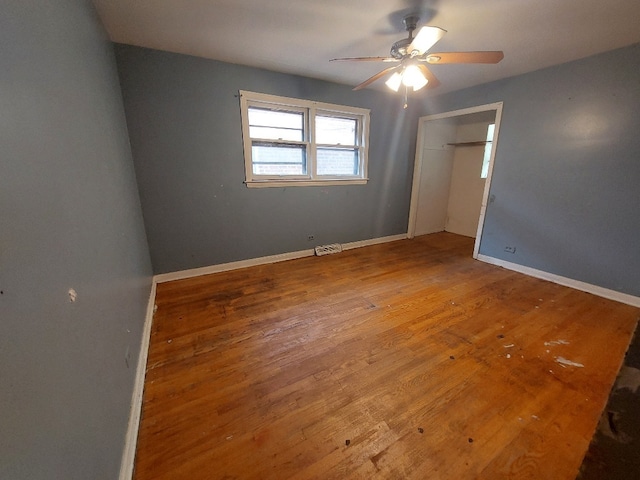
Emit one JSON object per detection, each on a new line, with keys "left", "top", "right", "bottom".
{"left": 239, "top": 91, "right": 369, "bottom": 187}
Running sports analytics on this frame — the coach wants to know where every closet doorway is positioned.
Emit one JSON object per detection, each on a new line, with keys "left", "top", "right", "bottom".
{"left": 407, "top": 103, "right": 503, "bottom": 258}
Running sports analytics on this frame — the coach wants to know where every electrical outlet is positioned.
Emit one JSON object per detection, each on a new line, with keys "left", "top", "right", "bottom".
{"left": 307, "top": 235, "right": 314, "bottom": 241}
{"left": 504, "top": 246, "right": 516, "bottom": 254}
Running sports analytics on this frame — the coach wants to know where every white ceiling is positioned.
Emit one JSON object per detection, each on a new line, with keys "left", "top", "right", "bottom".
{"left": 93, "top": 0, "right": 640, "bottom": 95}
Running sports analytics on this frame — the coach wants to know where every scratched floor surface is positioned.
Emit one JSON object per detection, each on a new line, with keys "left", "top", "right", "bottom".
{"left": 133, "top": 232, "right": 640, "bottom": 479}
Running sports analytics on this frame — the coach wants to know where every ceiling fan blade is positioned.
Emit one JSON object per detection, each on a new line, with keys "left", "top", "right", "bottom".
{"left": 330, "top": 56, "right": 400, "bottom": 63}
{"left": 407, "top": 26, "right": 446, "bottom": 55}
{"left": 353, "top": 66, "right": 399, "bottom": 91}
{"left": 423, "top": 51, "right": 504, "bottom": 64}
{"left": 417, "top": 64, "right": 440, "bottom": 89}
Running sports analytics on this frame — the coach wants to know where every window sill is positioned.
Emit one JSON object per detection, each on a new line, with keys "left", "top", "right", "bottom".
{"left": 245, "top": 179, "right": 369, "bottom": 188}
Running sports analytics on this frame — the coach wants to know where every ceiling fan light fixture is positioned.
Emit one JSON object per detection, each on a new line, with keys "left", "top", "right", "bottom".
{"left": 412, "top": 76, "right": 429, "bottom": 91}
{"left": 402, "top": 65, "right": 428, "bottom": 91}
{"left": 385, "top": 72, "right": 403, "bottom": 92}
{"left": 336, "top": 16, "right": 502, "bottom": 94}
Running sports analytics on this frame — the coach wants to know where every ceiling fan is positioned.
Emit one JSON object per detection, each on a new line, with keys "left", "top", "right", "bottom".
{"left": 331, "top": 14, "right": 504, "bottom": 101}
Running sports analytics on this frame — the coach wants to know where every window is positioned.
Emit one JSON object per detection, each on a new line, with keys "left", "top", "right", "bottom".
{"left": 481, "top": 123, "right": 495, "bottom": 179}
{"left": 239, "top": 91, "right": 370, "bottom": 187}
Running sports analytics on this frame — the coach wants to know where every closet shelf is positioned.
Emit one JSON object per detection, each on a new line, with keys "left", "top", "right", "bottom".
{"left": 447, "top": 140, "right": 492, "bottom": 147}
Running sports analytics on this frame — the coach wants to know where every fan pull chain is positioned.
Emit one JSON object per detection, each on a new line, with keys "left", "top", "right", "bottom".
{"left": 403, "top": 85, "right": 408, "bottom": 109}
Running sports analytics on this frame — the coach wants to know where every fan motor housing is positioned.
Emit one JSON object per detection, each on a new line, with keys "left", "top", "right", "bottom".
{"left": 403, "top": 14, "right": 420, "bottom": 32}
{"left": 391, "top": 14, "right": 420, "bottom": 59}
{"left": 390, "top": 38, "right": 412, "bottom": 59}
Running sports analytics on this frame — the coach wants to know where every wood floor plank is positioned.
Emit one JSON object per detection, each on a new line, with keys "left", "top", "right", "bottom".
{"left": 134, "top": 232, "right": 639, "bottom": 479}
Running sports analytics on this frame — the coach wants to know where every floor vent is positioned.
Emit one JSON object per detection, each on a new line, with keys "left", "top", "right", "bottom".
{"left": 315, "top": 243, "right": 343, "bottom": 256}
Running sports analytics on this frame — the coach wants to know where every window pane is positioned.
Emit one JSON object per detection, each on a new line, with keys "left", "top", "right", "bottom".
{"left": 317, "top": 148, "right": 358, "bottom": 175}
{"left": 248, "top": 108, "right": 303, "bottom": 141}
{"left": 252, "top": 143, "right": 306, "bottom": 175}
{"left": 316, "top": 116, "right": 357, "bottom": 145}
{"left": 481, "top": 123, "right": 495, "bottom": 179}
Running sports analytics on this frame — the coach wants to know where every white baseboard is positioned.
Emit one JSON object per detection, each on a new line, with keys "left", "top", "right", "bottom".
{"left": 477, "top": 254, "right": 640, "bottom": 308}
{"left": 342, "top": 234, "right": 407, "bottom": 250}
{"left": 154, "top": 234, "right": 409, "bottom": 284}
{"left": 119, "top": 280, "right": 157, "bottom": 480}
{"left": 154, "top": 249, "right": 315, "bottom": 283}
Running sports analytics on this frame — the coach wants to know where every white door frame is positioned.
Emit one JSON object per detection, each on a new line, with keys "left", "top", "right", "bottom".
{"left": 407, "top": 102, "right": 504, "bottom": 259}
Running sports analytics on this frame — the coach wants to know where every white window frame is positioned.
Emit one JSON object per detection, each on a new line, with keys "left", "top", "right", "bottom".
{"left": 239, "top": 90, "right": 370, "bottom": 188}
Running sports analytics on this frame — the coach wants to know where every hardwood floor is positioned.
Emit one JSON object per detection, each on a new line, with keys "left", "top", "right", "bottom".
{"left": 134, "top": 233, "right": 639, "bottom": 479}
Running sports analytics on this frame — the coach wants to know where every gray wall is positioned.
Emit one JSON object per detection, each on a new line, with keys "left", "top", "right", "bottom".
{"left": 115, "top": 45, "right": 419, "bottom": 274}
{"left": 418, "top": 44, "right": 640, "bottom": 297}
{"left": 0, "top": 1, "right": 152, "bottom": 478}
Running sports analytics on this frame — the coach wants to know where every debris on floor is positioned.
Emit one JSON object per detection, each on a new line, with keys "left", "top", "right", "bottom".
{"left": 555, "top": 356, "right": 584, "bottom": 368}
